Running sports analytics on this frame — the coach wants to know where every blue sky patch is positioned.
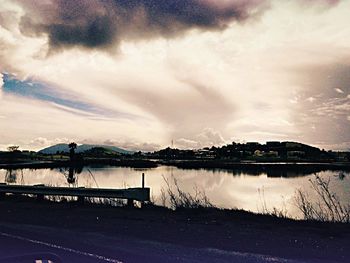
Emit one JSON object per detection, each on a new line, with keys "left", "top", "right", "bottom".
{"left": 1, "top": 73, "right": 136, "bottom": 120}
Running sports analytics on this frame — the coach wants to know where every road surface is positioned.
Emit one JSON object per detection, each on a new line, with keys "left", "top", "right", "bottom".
{"left": 0, "top": 199, "right": 348, "bottom": 263}
{"left": 0, "top": 223, "right": 306, "bottom": 263}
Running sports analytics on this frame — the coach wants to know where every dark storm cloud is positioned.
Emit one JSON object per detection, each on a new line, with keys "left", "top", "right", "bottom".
{"left": 16, "top": 0, "right": 268, "bottom": 50}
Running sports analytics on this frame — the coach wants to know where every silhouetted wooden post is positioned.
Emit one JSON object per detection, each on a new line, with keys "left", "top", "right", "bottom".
{"left": 141, "top": 173, "right": 146, "bottom": 208}
{"left": 142, "top": 173, "right": 145, "bottom": 189}
{"left": 0, "top": 183, "right": 5, "bottom": 199}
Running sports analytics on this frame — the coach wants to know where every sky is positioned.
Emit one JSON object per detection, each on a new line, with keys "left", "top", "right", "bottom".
{"left": 0, "top": 0, "right": 350, "bottom": 151}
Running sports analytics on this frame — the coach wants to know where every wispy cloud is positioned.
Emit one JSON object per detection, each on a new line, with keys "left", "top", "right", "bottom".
{"left": 335, "top": 88, "right": 344, "bottom": 94}
{"left": 2, "top": 73, "right": 138, "bottom": 120}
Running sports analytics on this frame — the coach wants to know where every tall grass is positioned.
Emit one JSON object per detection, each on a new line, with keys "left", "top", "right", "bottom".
{"left": 295, "top": 175, "right": 350, "bottom": 223}
{"left": 162, "top": 175, "right": 213, "bottom": 210}
{"left": 257, "top": 187, "right": 288, "bottom": 218}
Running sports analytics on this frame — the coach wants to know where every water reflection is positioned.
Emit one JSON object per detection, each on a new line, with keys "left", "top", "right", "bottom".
{"left": 0, "top": 166, "right": 349, "bottom": 218}
{"left": 58, "top": 166, "right": 83, "bottom": 186}
{"left": 4, "top": 169, "right": 24, "bottom": 184}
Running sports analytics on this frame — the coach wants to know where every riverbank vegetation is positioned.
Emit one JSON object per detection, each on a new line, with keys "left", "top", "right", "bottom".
{"left": 295, "top": 175, "right": 350, "bottom": 223}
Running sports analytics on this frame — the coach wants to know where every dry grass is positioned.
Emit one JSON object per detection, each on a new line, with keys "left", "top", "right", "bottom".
{"left": 257, "top": 187, "right": 289, "bottom": 218}
{"left": 295, "top": 175, "right": 350, "bottom": 223}
{"left": 161, "top": 175, "right": 213, "bottom": 210}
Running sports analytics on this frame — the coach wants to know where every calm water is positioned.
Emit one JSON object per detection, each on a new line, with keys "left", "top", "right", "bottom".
{"left": 1, "top": 166, "right": 349, "bottom": 218}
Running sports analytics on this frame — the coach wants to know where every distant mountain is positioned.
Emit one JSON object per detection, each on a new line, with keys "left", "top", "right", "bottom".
{"left": 38, "top": 144, "right": 69, "bottom": 154}
{"left": 38, "top": 144, "right": 134, "bottom": 155}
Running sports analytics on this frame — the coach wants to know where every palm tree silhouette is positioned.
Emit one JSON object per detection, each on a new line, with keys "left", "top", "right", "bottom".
{"left": 68, "top": 142, "right": 77, "bottom": 162}
{"left": 68, "top": 142, "right": 78, "bottom": 185}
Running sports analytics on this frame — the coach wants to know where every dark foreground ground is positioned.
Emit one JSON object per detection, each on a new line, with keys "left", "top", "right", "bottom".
{"left": 0, "top": 196, "right": 349, "bottom": 263}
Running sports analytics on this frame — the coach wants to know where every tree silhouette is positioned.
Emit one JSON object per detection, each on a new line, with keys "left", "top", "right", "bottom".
{"left": 69, "top": 142, "right": 77, "bottom": 150}
{"left": 67, "top": 142, "right": 78, "bottom": 184}
{"left": 7, "top": 146, "right": 19, "bottom": 152}
{"left": 68, "top": 142, "right": 77, "bottom": 162}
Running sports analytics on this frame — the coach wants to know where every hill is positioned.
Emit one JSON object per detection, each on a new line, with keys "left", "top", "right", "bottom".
{"left": 38, "top": 144, "right": 134, "bottom": 155}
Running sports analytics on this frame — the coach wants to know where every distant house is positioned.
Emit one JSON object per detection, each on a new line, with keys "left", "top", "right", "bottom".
{"left": 194, "top": 149, "right": 216, "bottom": 159}
{"left": 254, "top": 150, "right": 278, "bottom": 158}
{"left": 254, "top": 150, "right": 263, "bottom": 157}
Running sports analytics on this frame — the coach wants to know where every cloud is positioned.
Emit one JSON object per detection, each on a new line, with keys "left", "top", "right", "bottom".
{"left": 29, "top": 137, "right": 71, "bottom": 148}
{"left": 0, "top": 0, "right": 348, "bottom": 151}
{"left": 14, "top": 0, "right": 341, "bottom": 52}
{"left": 175, "top": 128, "right": 226, "bottom": 149}
{"left": 103, "top": 139, "right": 161, "bottom": 152}
{"left": 114, "top": 78, "right": 235, "bottom": 140}
{"left": 335, "top": 88, "right": 344, "bottom": 94}
{"left": 14, "top": 0, "right": 268, "bottom": 51}
{"left": 297, "top": 0, "right": 340, "bottom": 6}
{"left": 175, "top": 138, "right": 200, "bottom": 149}
{"left": 0, "top": 91, "right": 167, "bottom": 151}
{"left": 313, "top": 141, "right": 350, "bottom": 151}
{"left": 2, "top": 73, "right": 139, "bottom": 120}
{"left": 196, "top": 128, "right": 226, "bottom": 146}
{"left": 306, "top": 97, "right": 316, "bottom": 103}
{"left": 0, "top": 72, "right": 3, "bottom": 98}
{"left": 312, "top": 97, "right": 350, "bottom": 117}
{"left": 291, "top": 58, "right": 350, "bottom": 147}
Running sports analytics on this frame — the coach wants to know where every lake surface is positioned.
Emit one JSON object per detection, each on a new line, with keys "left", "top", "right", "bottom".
{"left": 1, "top": 165, "right": 349, "bottom": 219}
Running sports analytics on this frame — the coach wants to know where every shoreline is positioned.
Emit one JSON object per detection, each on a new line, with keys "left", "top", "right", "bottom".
{"left": 1, "top": 159, "right": 350, "bottom": 173}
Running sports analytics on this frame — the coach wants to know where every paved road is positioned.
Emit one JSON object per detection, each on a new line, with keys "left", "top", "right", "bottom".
{"left": 0, "top": 223, "right": 307, "bottom": 263}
